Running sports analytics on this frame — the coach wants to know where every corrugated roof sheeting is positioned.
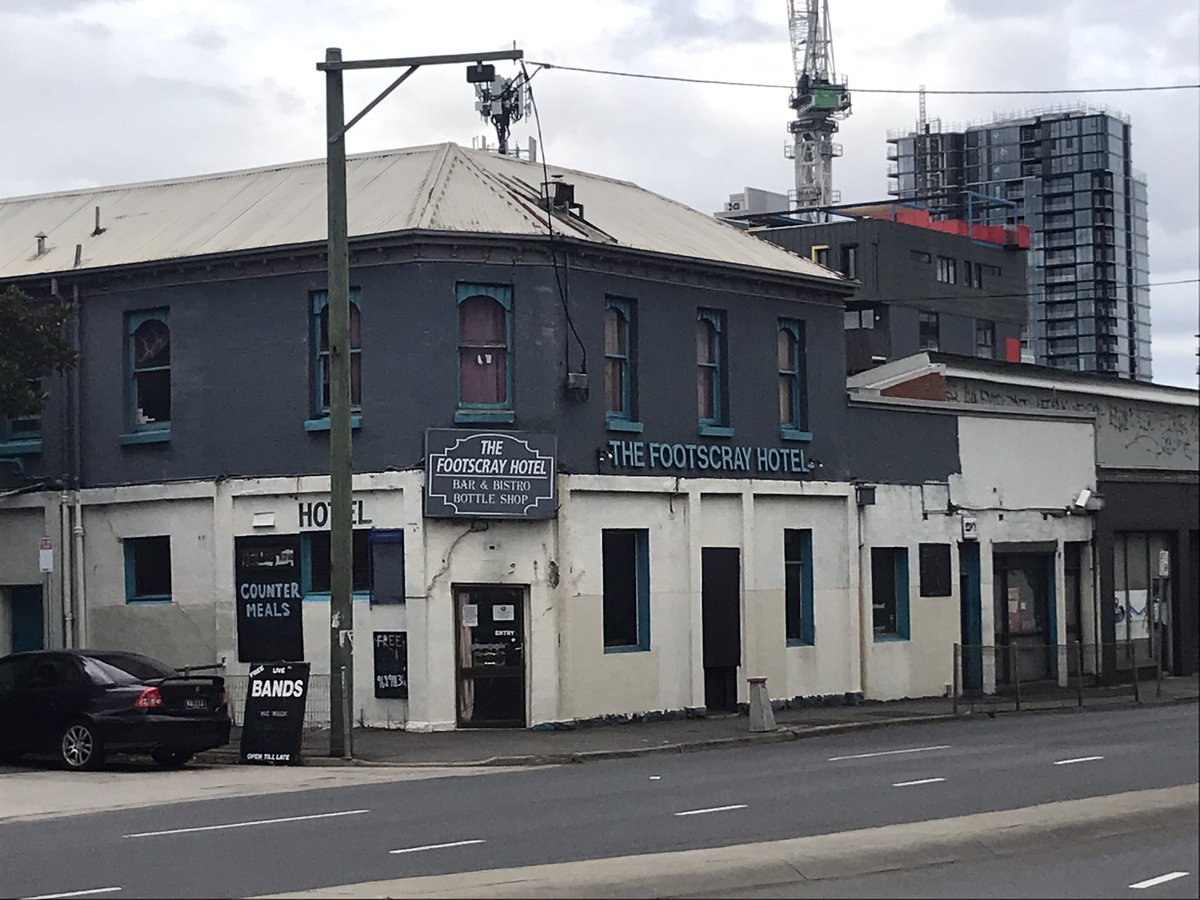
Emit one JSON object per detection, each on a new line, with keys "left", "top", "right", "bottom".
{"left": 0, "top": 143, "right": 842, "bottom": 283}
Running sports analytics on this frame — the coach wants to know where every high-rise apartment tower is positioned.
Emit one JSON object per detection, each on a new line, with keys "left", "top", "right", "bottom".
{"left": 887, "top": 107, "right": 1150, "bottom": 379}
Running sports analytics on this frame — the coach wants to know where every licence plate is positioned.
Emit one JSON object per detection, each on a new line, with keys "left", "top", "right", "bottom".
{"left": 185, "top": 698, "right": 207, "bottom": 709}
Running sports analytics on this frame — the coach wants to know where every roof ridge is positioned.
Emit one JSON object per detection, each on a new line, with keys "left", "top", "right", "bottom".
{"left": 413, "top": 144, "right": 460, "bottom": 229}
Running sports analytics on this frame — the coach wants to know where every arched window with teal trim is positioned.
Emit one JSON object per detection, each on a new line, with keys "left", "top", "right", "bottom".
{"left": 311, "top": 289, "right": 362, "bottom": 420}
{"left": 456, "top": 283, "right": 513, "bottom": 423}
{"left": 778, "top": 318, "right": 811, "bottom": 441}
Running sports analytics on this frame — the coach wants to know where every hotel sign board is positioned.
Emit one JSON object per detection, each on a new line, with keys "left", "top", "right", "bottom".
{"left": 425, "top": 430, "right": 557, "bottom": 519}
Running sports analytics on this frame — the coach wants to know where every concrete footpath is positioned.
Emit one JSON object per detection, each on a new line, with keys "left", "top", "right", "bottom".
{"left": 260, "top": 784, "right": 1200, "bottom": 899}
{"left": 204, "top": 674, "right": 1199, "bottom": 768}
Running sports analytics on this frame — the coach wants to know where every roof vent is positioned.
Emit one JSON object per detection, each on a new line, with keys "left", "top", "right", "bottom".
{"left": 35, "top": 232, "right": 47, "bottom": 256}
{"left": 543, "top": 176, "right": 585, "bottom": 220}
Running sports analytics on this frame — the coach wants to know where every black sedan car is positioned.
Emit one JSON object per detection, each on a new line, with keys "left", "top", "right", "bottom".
{"left": 0, "top": 649, "right": 231, "bottom": 770}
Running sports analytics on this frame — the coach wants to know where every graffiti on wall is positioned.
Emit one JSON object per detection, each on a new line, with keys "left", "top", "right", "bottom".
{"left": 946, "top": 380, "right": 1198, "bottom": 469}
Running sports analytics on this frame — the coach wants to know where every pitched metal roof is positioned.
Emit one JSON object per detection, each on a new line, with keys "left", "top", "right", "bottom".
{"left": 0, "top": 142, "right": 845, "bottom": 285}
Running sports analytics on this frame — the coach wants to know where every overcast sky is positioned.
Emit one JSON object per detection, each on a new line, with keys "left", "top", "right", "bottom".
{"left": 2, "top": 0, "right": 1197, "bottom": 387}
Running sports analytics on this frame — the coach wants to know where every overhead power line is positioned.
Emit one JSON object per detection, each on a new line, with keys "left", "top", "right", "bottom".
{"left": 528, "top": 61, "right": 1200, "bottom": 95}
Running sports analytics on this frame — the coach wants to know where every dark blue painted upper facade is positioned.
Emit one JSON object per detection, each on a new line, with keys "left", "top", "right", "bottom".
{"left": 4, "top": 232, "right": 960, "bottom": 490}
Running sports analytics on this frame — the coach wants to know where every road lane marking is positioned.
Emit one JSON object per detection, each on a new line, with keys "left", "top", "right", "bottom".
{"left": 674, "top": 804, "right": 748, "bottom": 817}
{"left": 390, "top": 839, "right": 486, "bottom": 855}
{"left": 649, "top": 776, "right": 662, "bottom": 780}
{"left": 828, "top": 745, "right": 951, "bottom": 762}
{"left": 1130, "top": 872, "right": 1189, "bottom": 889}
{"left": 22, "top": 889, "right": 122, "bottom": 900}
{"left": 892, "top": 778, "right": 946, "bottom": 787}
{"left": 123, "top": 808, "right": 368, "bottom": 838}
{"left": 1053, "top": 755, "right": 1105, "bottom": 766}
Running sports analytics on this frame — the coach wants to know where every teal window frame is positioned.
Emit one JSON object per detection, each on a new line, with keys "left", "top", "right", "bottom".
{"left": 872, "top": 546, "right": 911, "bottom": 641}
{"left": 778, "top": 319, "right": 811, "bottom": 442}
{"left": 308, "top": 289, "right": 362, "bottom": 430}
{"left": 697, "top": 308, "right": 731, "bottom": 436}
{"left": 604, "top": 296, "right": 642, "bottom": 432}
{"left": 784, "top": 529, "right": 815, "bottom": 646}
{"left": 455, "top": 283, "right": 514, "bottom": 424}
{"left": 123, "top": 309, "right": 171, "bottom": 443}
{"left": 124, "top": 536, "right": 172, "bottom": 604}
{"left": 299, "top": 529, "right": 372, "bottom": 603}
{"left": 602, "top": 528, "right": 651, "bottom": 653}
{"left": 0, "top": 379, "right": 43, "bottom": 455}
{"left": 368, "top": 528, "right": 406, "bottom": 606}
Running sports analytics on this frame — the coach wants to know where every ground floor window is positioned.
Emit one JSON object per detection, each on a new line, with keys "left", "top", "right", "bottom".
{"left": 784, "top": 529, "right": 814, "bottom": 645}
{"left": 302, "top": 530, "right": 371, "bottom": 596}
{"left": 872, "top": 546, "right": 909, "bottom": 639}
{"left": 602, "top": 529, "right": 650, "bottom": 651}
{"left": 124, "top": 536, "right": 172, "bottom": 603}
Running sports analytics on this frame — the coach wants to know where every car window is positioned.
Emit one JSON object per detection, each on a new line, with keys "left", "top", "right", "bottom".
{"left": 0, "top": 656, "right": 33, "bottom": 689}
{"left": 26, "top": 657, "right": 69, "bottom": 688}
{"left": 81, "top": 656, "right": 145, "bottom": 686}
{"left": 87, "top": 653, "right": 176, "bottom": 681}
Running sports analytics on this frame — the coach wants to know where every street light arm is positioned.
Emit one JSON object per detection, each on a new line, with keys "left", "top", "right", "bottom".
{"left": 317, "top": 49, "right": 522, "bottom": 71}
{"left": 335, "top": 66, "right": 420, "bottom": 142}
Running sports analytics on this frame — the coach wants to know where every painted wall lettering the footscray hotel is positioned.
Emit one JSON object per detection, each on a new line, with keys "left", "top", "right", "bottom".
{"left": 606, "top": 439, "right": 815, "bottom": 475}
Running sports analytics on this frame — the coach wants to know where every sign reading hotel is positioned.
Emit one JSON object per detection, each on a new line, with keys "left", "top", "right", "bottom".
{"left": 605, "top": 439, "right": 816, "bottom": 476}
{"left": 425, "top": 430, "right": 557, "bottom": 519}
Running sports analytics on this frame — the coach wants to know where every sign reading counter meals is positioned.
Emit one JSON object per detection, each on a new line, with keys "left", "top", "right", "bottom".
{"left": 425, "top": 430, "right": 557, "bottom": 519}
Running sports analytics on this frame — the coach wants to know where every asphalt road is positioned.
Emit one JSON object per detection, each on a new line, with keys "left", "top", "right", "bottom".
{"left": 2, "top": 704, "right": 1196, "bottom": 899}
{"left": 713, "top": 815, "right": 1200, "bottom": 899}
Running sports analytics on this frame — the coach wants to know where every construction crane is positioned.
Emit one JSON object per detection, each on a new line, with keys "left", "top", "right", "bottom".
{"left": 785, "top": 0, "right": 851, "bottom": 218}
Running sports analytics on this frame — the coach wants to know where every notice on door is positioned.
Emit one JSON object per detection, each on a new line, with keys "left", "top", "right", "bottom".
{"left": 240, "top": 662, "right": 310, "bottom": 765}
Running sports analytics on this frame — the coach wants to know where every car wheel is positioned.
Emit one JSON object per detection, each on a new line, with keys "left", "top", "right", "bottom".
{"left": 151, "top": 749, "right": 193, "bottom": 770}
{"left": 60, "top": 720, "right": 104, "bottom": 771}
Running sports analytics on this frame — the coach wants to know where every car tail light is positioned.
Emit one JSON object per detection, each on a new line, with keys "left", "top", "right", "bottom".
{"left": 220, "top": 690, "right": 228, "bottom": 707}
{"left": 134, "top": 686, "right": 164, "bottom": 709}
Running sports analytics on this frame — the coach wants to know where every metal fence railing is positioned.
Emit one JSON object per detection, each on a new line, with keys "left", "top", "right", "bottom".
{"left": 223, "top": 674, "right": 331, "bottom": 728}
{"left": 952, "top": 641, "right": 1164, "bottom": 714}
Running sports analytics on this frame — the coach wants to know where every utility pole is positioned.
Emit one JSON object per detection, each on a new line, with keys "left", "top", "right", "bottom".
{"left": 317, "top": 45, "right": 523, "bottom": 758}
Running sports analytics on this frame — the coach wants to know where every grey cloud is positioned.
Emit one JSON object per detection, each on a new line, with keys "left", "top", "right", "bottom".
{"left": 184, "top": 27, "right": 227, "bottom": 55}
{"left": 609, "top": 0, "right": 777, "bottom": 59}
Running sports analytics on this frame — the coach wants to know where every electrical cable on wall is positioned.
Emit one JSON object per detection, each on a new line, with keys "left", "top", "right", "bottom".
{"left": 519, "top": 59, "right": 588, "bottom": 377}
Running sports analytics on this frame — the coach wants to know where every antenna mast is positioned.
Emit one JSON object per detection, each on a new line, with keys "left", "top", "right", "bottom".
{"left": 785, "top": 0, "right": 851, "bottom": 219}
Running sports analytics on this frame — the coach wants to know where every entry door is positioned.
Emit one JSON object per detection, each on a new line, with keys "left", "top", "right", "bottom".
{"left": 701, "top": 548, "right": 741, "bottom": 712}
{"left": 993, "top": 553, "right": 1054, "bottom": 684}
{"left": 958, "top": 543, "right": 983, "bottom": 692}
{"left": 10, "top": 586, "right": 44, "bottom": 653}
{"left": 455, "top": 587, "right": 525, "bottom": 727}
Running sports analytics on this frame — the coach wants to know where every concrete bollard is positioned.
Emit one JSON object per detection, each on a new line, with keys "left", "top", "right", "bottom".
{"left": 747, "top": 676, "right": 776, "bottom": 732}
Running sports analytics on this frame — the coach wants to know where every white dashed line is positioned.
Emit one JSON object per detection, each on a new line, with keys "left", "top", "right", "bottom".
{"left": 1130, "top": 871, "right": 1189, "bottom": 890}
{"left": 123, "top": 808, "right": 368, "bottom": 838}
{"left": 1053, "top": 756, "right": 1104, "bottom": 766}
{"left": 828, "top": 745, "right": 951, "bottom": 762}
{"left": 22, "top": 889, "right": 122, "bottom": 900}
{"left": 389, "top": 839, "right": 486, "bottom": 855}
{"left": 892, "top": 777, "right": 946, "bottom": 787}
{"left": 674, "top": 804, "right": 749, "bottom": 817}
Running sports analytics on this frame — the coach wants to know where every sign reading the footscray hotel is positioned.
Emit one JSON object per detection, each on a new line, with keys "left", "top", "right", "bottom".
{"left": 425, "top": 430, "right": 557, "bottom": 519}
{"left": 606, "top": 440, "right": 815, "bottom": 476}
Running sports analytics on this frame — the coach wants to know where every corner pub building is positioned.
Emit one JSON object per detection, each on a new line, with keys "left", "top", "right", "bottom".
{"left": 1, "top": 143, "right": 1101, "bottom": 729}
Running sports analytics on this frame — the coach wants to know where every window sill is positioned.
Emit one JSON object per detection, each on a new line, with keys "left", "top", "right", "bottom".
{"left": 120, "top": 429, "right": 171, "bottom": 445}
{"left": 0, "top": 439, "right": 42, "bottom": 456}
{"left": 698, "top": 424, "right": 734, "bottom": 438}
{"left": 780, "top": 427, "right": 813, "bottom": 442}
{"left": 603, "top": 644, "right": 651, "bottom": 654}
{"left": 126, "top": 596, "right": 172, "bottom": 605}
{"left": 873, "top": 633, "right": 911, "bottom": 643}
{"left": 606, "top": 417, "right": 644, "bottom": 434}
{"left": 786, "top": 638, "right": 815, "bottom": 648}
{"left": 304, "top": 415, "right": 363, "bottom": 432}
{"left": 455, "top": 409, "right": 515, "bottom": 425}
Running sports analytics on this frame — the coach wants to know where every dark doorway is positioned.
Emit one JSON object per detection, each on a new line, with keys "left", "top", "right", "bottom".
{"left": 958, "top": 543, "right": 982, "bottom": 692}
{"left": 10, "top": 586, "right": 44, "bottom": 653}
{"left": 701, "top": 548, "right": 741, "bottom": 712}
{"left": 455, "top": 586, "right": 525, "bottom": 727}
{"left": 993, "top": 553, "right": 1055, "bottom": 684}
